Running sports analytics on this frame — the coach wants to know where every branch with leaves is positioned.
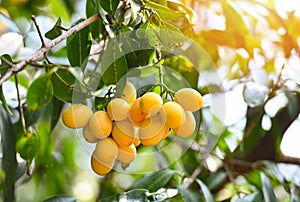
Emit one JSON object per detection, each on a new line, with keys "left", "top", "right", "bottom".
{"left": 0, "top": 14, "right": 100, "bottom": 85}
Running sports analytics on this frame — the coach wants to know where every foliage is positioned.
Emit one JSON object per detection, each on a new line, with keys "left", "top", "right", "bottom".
{"left": 0, "top": 0, "right": 300, "bottom": 201}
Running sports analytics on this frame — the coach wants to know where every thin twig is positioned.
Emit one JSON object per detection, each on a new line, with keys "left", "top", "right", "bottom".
{"left": 31, "top": 15, "right": 51, "bottom": 64}
{"left": 184, "top": 160, "right": 205, "bottom": 188}
{"left": 0, "top": 14, "right": 100, "bottom": 86}
{"left": 14, "top": 74, "right": 26, "bottom": 134}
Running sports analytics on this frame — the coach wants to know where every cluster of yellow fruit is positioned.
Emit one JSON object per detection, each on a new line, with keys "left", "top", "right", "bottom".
{"left": 61, "top": 81, "right": 203, "bottom": 175}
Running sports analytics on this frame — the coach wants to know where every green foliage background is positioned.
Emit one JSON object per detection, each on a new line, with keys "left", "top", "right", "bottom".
{"left": 0, "top": 0, "right": 300, "bottom": 201}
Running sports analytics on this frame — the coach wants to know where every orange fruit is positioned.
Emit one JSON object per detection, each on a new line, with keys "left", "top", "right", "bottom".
{"left": 62, "top": 104, "right": 92, "bottom": 128}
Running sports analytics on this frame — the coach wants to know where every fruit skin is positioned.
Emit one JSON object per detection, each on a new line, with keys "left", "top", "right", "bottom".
{"left": 174, "top": 88, "right": 203, "bottom": 112}
{"left": 129, "top": 98, "right": 148, "bottom": 125}
{"left": 91, "top": 154, "right": 114, "bottom": 175}
{"left": 160, "top": 101, "right": 186, "bottom": 129}
{"left": 88, "top": 111, "right": 112, "bottom": 139}
{"left": 107, "top": 98, "right": 129, "bottom": 121}
{"left": 139, "top": 117, "right": 166, "bottom": 146}
{"left": 112, "top": 119, "right": 135, "bottom": 147}
{"left": 94, "top": 137, "right": 118, "bottom": 163}
{"left": 83, "top": 126, "right": 98, "bottom": 143}
{"left": 139, "top": 92, "right": 163, "bottom": 114}
{"left": 121, "top": 81, "right": 137, "bottom": 104}
{"left": 62, "top": 104, "right": 92, "bottom": 128}
{"left": 173, "top": 111, "right": 196, "bottom": 137}
{"left": 117, "top": 144, "right": 137, "bottom": 163}
{"left": 16, "top": 132, "right": 39, "bottom": 161}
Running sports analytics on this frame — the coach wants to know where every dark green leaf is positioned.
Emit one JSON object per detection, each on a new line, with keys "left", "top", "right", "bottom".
{"left": 0, "top": 106, "right": 18, "bottom": 202}
{"left": 45, "top": 18, "right": 63, "bottom": 40}
{"left": 67, "top": 19, "right": 91, "bottom": 67}
{"left": 26, "top": 74, "right": 53, "bottom": 111}
{"left": 0, "top": 54, "right": 13, "bottom": 75}
{"left": 103, "top": 189, "right": 148, "bottom": 202}
{"left": 98, "top": 0, "right": 121, "bottom": 16}
{"left": 196, "top": 179, "right": 214, "bottom": 202}
{"left": 100, "top": 39, "right": 128, "bottom": 85}
{"left": 61, "top": 0, "right": 76, "bottom": 14}
{"left": 0, "top": 86, "right": 12, "bottom": 115}
{"left": 260, "top": 172, "right": 277, "bottom": 202}
{"left": 86, "top": 0, "right": 106, "bottom": 41}
{"left": 43, "top": 195, "right": 77, "bottom": 202}
{"left": 130, "top": 170, "right": 175, "bottom": 192}
{"left": 51, "top": 69, "right": 88, "bottom": 103}
{"left": 205, "top": 171, "right": 227, "bottom": 190}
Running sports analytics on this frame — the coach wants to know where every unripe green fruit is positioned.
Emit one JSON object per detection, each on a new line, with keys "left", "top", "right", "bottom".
{"left": 16, "top": 132, "right": 39, "bottom": 161}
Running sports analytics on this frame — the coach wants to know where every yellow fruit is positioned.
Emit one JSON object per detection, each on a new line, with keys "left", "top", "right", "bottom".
{"left": 129, "top": 98, "right": 148, "bottom": 125}
{"left": 140, "top": 92, "right": 163, "bottom": 114}
{"left": 117, "top": 144, "right": 137, "bottom": 163}
{"left": 91, "top": 154, "right": 114, "bottom": 175}
{"left": 174, "top": 88, "right": 203, "bottom": 112}
{"left": 173, "top": 111, "right": 196, "bottom": 137}
{"left": 139, "top": 117, "right": 166, "bottom": 146}
{"left": 160, "top": 101, "right": 186, "bottom": 129}
{"left": 121, "top": 81, "right": 137, "bottom": 103}
{"left": 112, "top": 119, "right": 135, "bottom": 147}
{"left": 94, "top": 137, "right": 118, "bottom": 163}
{"left": 62, "top": 104, "right": 92, "bottom": 128}
{"left": 88, "top": 111, "right": 112, "bottom": 139}
{"left": 83, "top": 126, "right": 98, "bottom": 143}
{"left": 107, "top": 98, "right": 129, "bottom": 121}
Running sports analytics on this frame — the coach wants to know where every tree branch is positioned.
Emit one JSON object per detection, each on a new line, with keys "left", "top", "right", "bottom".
{"left": 0, "top": 13, "right": 100, "bottom": 85}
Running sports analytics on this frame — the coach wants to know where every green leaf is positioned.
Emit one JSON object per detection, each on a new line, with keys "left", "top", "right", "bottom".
{"left": 67, "top": 19, "right": 91, "bottom": 67}
{"left": 177, "top": 185, "right": 201, "bottom": 202}
{"left": 166, "top": 193, "right": 185, "bottom": 202}
{"left": 0, "top": 86, "right": 12, "bottom": 115}
{"left": 261, "top": 161, "right": 287, "bottom": 186}
{"left": 0, "top": 106, "right": 18, "bottom": 202}
{"left": 160, "top": 22, "right": 184, "bottom": 48}
{"left": 238, "top": 192, "right": 263, "bottom": 202}
{"left": 130, "top": 169, "right": 175, "bottom": 192}
{"left": 86, "top": 0, "right": 106, "bottom": 41}
{"left": 51, "top": 69, "right": 88, "bottom": 103}
{"left": 43, "top": 195, "right": 77, "bottom": 202}
{"left": 103, "top": 189, "right": 148, "bottom": 202}
{"left": 100, "top": 39, "right": 128, "bottom": 85}
{"left": 26, "top": 74, "right": 53, "bottom": 111}
{"left": 196, "top": 179, "right": 214, "bottom": 202}
{"left": 205, "top": 171, "right": 227, "bottom": 190}
{"left": 98, "top": 0, "right": 121, "bottom": 16}
{"left": 45, "top": 18, "right": 63, "bottom": 40}
{"left": 145, "top": 1, "right": 185, "bottom": 21}
{"left": 260, "top": 172, "right": 277, "bottom": 202}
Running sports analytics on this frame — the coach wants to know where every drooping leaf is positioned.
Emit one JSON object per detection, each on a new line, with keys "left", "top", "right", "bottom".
{"left": 129, "top": 169, "right": 175, "bottom": 192}
{"left": 98, "top": 0, "right": 121, "bottom": 16}
{"left": 196, "top": 179, "right": 215, "bottom": 202}
{"left": 45, "top": 18, "right": 63, "bottom": 40}
{"left": 103, "top": 189, "right": 148, "bottom": 202}
{"left": 100, "top": 39, "right": 128, "bottom": 86}
{"left": 160, "top": 22, "right": 184, "bottom": 49}
{"left": 166, "top": 193, "right": 185, "bottom": 202}
{"left": 67, "top": 19, "right": 91, "bottom": 67}
{"left": 177, "top": 185, "right": 201, "bottom": 202}
{"left": 26, "top": 74, "right": 53, "bottom": 111}
{"left": 260, "top": 172, "right": 278, "bottom": 202}
{"left": 0, "top": 106, "right": 18, "bottom": 202}
{"left": 51, "top": 68, "right": 88, "bottom": 103}
{"left": 43, "top": 195, "right": 77, "bottom": 202}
